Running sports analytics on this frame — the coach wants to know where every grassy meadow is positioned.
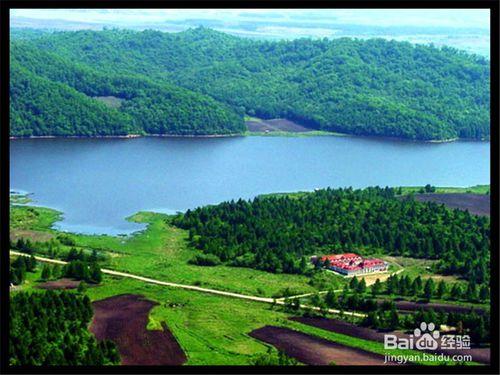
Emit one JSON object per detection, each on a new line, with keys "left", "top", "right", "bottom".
{"left": 9, "top": 191, "right": 488, "bottom": 366}
{"left": 10, "top": 205, "right": 344, "bottom": 298}
{"left": 84, "top": 275, "right": 470, "bottom": 365}
{"left": 398, "top": 185, "right": 490, "bottom": 195}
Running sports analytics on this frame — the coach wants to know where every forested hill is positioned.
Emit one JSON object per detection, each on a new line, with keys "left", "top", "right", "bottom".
{"left": 11, "top": 27, "right": 489, "bottom": 140}
{"left": 10, "top": 40, "right": 245, "bottom": 137}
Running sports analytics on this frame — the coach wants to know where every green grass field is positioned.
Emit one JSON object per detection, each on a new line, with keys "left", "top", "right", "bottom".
{"left": 398, "top": 185, "right": 490, "bottom": 195}
{"left": 10, "top": 205, "right": 61, "bottom": 231}
{"left": 9, "top": 200, "right": 487, "bottom": 366}
{"left": 10, "top": 207, "right": 344, "bottom": 298}
{"left": 84, "top": 275, "right": 473, "bottom": 365}
{"left": 381, "top": 256, "right": 460, "bottom": 281}
{"left": 86, "top": 211, "right": 343, "bottom": 297}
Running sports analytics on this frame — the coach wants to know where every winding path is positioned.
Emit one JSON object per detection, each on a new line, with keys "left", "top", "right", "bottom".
{"left": 10, "top": 250, "right": 367, "bottom": 317}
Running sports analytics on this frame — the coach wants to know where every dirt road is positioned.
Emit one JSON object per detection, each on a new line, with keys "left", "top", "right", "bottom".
{"left": 10, "top": 250, "right": 366, "bottom": 318}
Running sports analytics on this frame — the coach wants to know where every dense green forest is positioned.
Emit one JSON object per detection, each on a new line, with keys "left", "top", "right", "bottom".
{"left": 173, "top": 187, "right": 490, "bottom": 286}
{"left": 10, "top": 291, "right": 120, "bottom": 365}
{"left": 11, "top": 27, "right": 489, "bottom": 140}
{"left": 10, "top": 62, "right": 134, "bottom": 136}
{"left": 10, "top": 40, "right": 244, "bottom": 137}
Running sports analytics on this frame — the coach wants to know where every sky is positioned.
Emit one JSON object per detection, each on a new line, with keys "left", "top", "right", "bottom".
{"left": 10, "top": 9, "right": 491, "bottom": 57}
{"left": 10, "top": 9, "right": 490, "bottom": 29}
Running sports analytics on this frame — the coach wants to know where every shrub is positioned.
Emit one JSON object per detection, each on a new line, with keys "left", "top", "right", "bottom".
{"left": 188, "top": 253, "right": 222, "bottom": 266}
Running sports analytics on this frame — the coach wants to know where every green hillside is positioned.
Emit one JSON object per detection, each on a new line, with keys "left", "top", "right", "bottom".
{"left": 10, "top": 27, "right": 489, "bottom": 140}
{"left": 10, "top": 64, "right": 134, "bottom": 137}
{"left": 10, "top": 41, "right": 245, "bottom": 137}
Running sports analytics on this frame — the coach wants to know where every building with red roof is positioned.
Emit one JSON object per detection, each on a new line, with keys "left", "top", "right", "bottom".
{"left": 312, "top": 253, "right": 387, "bottom": 276}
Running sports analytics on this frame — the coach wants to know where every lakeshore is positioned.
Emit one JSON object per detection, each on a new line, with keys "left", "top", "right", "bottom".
{"left": 9, "top": 117, "right": 491, "bottom": 143}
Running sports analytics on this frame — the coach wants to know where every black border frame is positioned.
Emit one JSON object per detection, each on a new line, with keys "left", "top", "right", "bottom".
{"left": 1, "top": 1, "right": 498, "bottom": 374}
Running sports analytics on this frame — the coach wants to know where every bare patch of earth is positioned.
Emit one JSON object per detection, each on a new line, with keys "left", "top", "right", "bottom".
{"left": 291, "top": 317, "right": 490, "bottom": 364}
{"left": 408, "top": 193, "right": 490, "bottom": 217}
{"left": 10, "top": 229, "right": 54, "bottom": 242}
{"left": 246, "top": 118, "right": 313, "bottom": 132}
{"left": 94, "top": 96, "right": 125, "bottom": 109}
{"left": 249, "top": 325, "right": 395, "bottom": 365}
{"left": 37, "top": 278, "right": 81, "bottom": 290}
{"left": 89, "top": 294, "right": 187, "bottom": 366}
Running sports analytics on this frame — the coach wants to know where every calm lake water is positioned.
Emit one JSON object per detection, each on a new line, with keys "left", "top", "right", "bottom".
{"left": 10, "top": 136, "right": 490, "bottom": 235}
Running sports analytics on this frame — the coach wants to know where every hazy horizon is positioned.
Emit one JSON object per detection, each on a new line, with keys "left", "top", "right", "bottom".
{"left": 10, "top": 9, "right": 489, "bottom": 28}
{"left": 10, "top": 9, "right": 490, "bottom": 57}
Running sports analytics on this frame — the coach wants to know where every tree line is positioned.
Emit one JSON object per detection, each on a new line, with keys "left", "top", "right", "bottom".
{"left": 173, "top": 187, "right": 490, "bottom": 286}
{"left": 11, "top": 236, "right": 109, "bottom": 264}
{"left": 286, "top": 288, "right": 489, "bottom": 345}
{"left": 362, "top": 305, "right": 489, "bottom": 345}
{"left": 381, "top": 274, "right": 489, "bottom": 303}
{"left": 63, "top": 260, "right": 103, "bottom": 284}
{"left": 10, "top": 239, "right": 104, "bottom": 284}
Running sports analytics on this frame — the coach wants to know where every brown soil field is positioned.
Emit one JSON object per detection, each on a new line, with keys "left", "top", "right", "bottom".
{"left": 89, "top": 294, "right": 187, "bottom": 365}
{"left": 383, "top": 299, "right": 488, "bottom": 315}
{"left": 412, "top": 193, "right": 490, "bottom": 216}
{"left": 249, "top": 325, "right": 395, "bottom": 365}
{"left": 37, "top": 278, "right": 81, "bottom": 290}
{"left": 246, "top": 118, "right": 313, "bottom": 132}
{"left": 292, "top": 317, "right": 490, "bottom": 364}
{"left": 10, "top": 229, "right": 54, "bottom": 242}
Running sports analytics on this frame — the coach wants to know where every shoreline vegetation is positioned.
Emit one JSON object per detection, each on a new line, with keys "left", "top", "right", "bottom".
{"left": 261, "top": 184, "right": 490, "bottom": 199}
{"left": 8, "top": 125, "right": 490, "bottom": 143}
{"left": 10, "top": 183, "right": 490, "bottom": 236}
{"left": 9, "top": 133, "right": 243, "bottom": 140}
{"left": 9, "top": 116, "right": 490, "bottom": 143}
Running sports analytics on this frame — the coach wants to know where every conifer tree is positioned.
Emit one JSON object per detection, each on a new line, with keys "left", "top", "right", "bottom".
{"left": 41, "top": 265, "right": 51, "bottom": 281}
{"left": 357, "top": 278, "right": 367, "bottom": 294}
{"left": 371, "top": 278, "right": 382, "bottom": 296}
{"left": 424, "top": 278, "right": 435, "bottom": 300}
{"left": 436, "top": 280, "right": 447, "bottom": 299}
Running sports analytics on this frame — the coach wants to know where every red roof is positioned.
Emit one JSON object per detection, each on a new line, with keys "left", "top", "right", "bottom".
{"left": 320, "top": 253, "right": 385, "bottom": 271}
{"left": 361, "top": 259, "right": 385, "bottom": 267}
{"left": 320, "top": 253, "right": 361, "bottom": 262}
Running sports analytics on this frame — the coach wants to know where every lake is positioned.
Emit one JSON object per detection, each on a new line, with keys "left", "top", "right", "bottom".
{"left": 10, "top": 136, "right": 490, "bottom": 235}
